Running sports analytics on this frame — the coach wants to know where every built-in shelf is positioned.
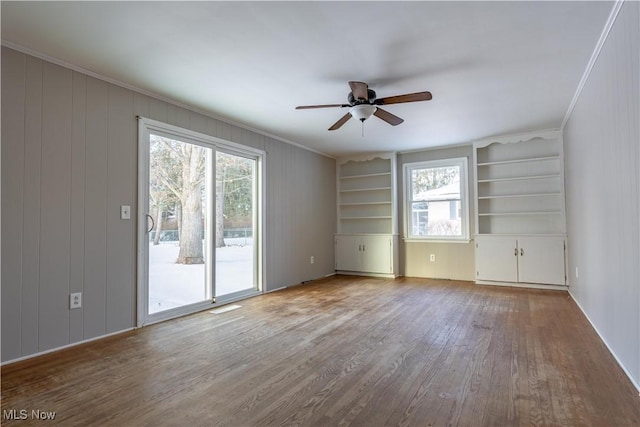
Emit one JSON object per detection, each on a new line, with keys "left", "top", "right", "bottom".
{"left": 473, "top": 132, "right": 567, "bottom": 288}
{"left": 337, "top": 153, "right": 397, "bottom": 235}
{"left": 474, "top": 133, "right": 566, "bottom": 236}
{"left": 336, "top": 153, "right": 399, "bottom": 277}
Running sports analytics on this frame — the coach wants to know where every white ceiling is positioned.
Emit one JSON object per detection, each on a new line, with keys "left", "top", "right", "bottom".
{"left": 2, "top": 1, "right": 613, "bottom": 157}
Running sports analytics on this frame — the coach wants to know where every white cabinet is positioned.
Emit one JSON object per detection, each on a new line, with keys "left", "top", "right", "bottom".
{"left": 473, "top": 130, "right": 567, "bottom": 288}
{"left": 475, "top": 235, "right": 566, "bottom": 286}
{"left": 335, "top": 234, "right": 396, "bottom": 275}
{"left": 517, "top": 236, "right": 566, "bottom": 285}
{"left": 475, "top": 235, "right": 519, "bottom": 282}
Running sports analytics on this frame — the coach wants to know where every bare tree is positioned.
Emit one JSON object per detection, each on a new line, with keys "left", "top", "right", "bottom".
{"left": 216, "top": 165, "right": 226, "bottom": 248}
{"left": 176, "top": 143, "right": 205, "bottom": 264}
{"left": 216, "top": 153, "right": 254, "bottom": 248}
{"left": 150, "top": 135, "right": 205, "bottom": 264}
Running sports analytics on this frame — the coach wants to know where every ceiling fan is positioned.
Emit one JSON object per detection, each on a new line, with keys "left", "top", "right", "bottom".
{"left": 296, "top": 81, "right": 432, "bottom": 131}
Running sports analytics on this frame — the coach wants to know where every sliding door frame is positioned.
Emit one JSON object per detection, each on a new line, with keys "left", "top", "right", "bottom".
{"left": 136, "top": 116, "right": 265, "bottom": 327}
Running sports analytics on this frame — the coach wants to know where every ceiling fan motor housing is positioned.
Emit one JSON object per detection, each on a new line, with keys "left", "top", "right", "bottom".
{"left": 348, "top": 89, "right": 377, "bottom": 105}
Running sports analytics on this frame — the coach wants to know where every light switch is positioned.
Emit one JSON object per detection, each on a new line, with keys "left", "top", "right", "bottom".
{"left": 121, "top": 205, "right": 131, "bottom": 220}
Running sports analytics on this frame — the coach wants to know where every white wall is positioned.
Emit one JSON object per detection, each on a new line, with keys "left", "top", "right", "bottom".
{"left": 563, "top": 1, "right": 639, "bottom": 390}
{"left": 397, "top": 146, "right": 475, "bottom": 280}
{"left": 1, "top": 47, "right": 336, "bottom": 362}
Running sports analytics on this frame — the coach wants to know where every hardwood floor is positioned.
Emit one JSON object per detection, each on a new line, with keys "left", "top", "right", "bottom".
{"left": 2, "top": 276, "right": 639, "bottom": 426}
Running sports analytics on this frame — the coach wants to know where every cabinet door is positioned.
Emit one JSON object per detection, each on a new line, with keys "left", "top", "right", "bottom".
{"left": 335, "top": 235, "right": 362, "bottom": 272}
{"left": 517, "top": 236, "right": 565, "bottom": 285}
{"left": 475, "top": 235, "right": 518, "bottom": 282}
{"left": 360, "top": 235, "right": 393, "bottom": 274}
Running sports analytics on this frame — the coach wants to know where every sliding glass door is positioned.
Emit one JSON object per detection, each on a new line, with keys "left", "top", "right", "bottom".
{"left": 138, "top": 118, "right": 262, "bottom": 326}
{"left": 215, "top": 151, "right": 258, "bottom": 299}
{"left": 147, "top": 134, "right": 213, "bottom": 315}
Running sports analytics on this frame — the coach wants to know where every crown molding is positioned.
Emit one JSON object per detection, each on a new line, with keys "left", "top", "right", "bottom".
{"left": 561, "top": 0, "right": 625, "bottom": 130}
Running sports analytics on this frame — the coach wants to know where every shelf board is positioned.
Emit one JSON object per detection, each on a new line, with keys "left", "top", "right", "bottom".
{"left": 340, "top": 171, "right": 392, "bottom": 180}
{"left": 340, "top": 201, "right": 392, "bottom": 206}
{"left": 340, "top": 187, "right": 392, "bottom": 193}
{"left": 477, "top": 192, "right": 562, "bottom": 200}
{"left": 475, "top": 233, "right": 567, "bottom": 237}
{"left": 478, "top": 211, "right": 563, "bottom": 216}
{"left": 340, "top": 216, "right": 393, "bottom": 220}
{"left": 477, "top": 174, "right": 560, "bottom": 183}
{"left": 477, "top": 155, "right": 560, "bottom": 167}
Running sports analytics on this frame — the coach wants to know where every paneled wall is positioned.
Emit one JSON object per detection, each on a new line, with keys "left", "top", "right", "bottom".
{"left": 1, "top": 47, "right": 336, "bottom": 362}
{"left": 397, "top": 146, "right": 475, "bottom": 280}
{"left": 563, "top": 1, "right": 639, "bottom": 389}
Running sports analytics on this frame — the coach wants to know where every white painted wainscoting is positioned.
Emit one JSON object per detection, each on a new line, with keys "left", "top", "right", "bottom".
{"left": 1, "top": 46, "right": 336, "bottom": 363}
{"left": 563, "top": 1, "right": 639, "bottom": 392}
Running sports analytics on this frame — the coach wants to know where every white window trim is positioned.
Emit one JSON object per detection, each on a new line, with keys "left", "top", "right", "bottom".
{"left": 403, "top": 157, "right": 470, "bottom": 242}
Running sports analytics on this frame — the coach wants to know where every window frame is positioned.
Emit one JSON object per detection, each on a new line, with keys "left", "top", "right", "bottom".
{"left": 403, "top": 157, "right": 470, "bottom": 242}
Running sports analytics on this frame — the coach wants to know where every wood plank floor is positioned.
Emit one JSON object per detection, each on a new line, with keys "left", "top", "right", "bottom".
{"left": 2, "top": 276, "right": 639, "bottom": 426}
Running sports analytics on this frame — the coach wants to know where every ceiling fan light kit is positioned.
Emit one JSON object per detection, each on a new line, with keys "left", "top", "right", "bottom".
{"left": 350, "top": 104, "right": 377, "bottom": 122}
{"left": 296, "top": 81, "right": 432, "bottom": 131}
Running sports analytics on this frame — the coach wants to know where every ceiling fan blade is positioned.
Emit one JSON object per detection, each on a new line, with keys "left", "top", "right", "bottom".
{"left": 349, "top": 81, "right": 369, "bottom": 101}
{"left": 329, "top": 112, "right": 352, "bottom": 131}
{"left": 375, "top": 91, "right": 432, "bottom": 105}
{"left": 374, "top": 108, "right": 404, "bottom": 126}
{"left": 296, "top": 104, "right": 349, "bottom": 110}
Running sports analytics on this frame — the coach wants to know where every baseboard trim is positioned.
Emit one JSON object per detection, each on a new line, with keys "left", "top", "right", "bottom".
{"left": 336, "top": 271, "right": 398, "bottom": 279}
{"left": 569, "top": 290, "right": 640, "bottom": 396}
{"left": 475, "top": 280, "right": 568, "bottom": 292}
{"left": 1, "top": 328, "right": 135, "bottom": 366}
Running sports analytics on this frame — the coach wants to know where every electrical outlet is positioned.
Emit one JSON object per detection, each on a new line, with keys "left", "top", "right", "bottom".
{"left": 70, "top": 292, "right": 82, "bottom": 309}
{"left": 310, "top": 256, "right": 315, "bottom": 264}
{"left": 429, "top": 254, "right": 436, "bottom": 262}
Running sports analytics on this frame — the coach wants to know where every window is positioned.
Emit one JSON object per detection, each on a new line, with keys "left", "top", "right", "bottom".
{"left": 404, "top": 157, "right": 469, "bottom": 241}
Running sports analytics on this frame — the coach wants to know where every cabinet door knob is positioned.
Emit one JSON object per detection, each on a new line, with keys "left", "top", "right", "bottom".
{"left": 514, "top": 248, "right": 518, "bottom": 256}
{"left": 521, "top": 248, "right": 524, "bottom": 256}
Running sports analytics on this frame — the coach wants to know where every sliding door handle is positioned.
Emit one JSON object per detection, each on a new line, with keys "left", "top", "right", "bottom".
{"left": 146, "top": 214, "right": 155, "bottom": 233}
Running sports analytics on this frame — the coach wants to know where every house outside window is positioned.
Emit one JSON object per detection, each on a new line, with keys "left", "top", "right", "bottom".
{"left": 404, "top": 157, "right": 469, "bottom": 241}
